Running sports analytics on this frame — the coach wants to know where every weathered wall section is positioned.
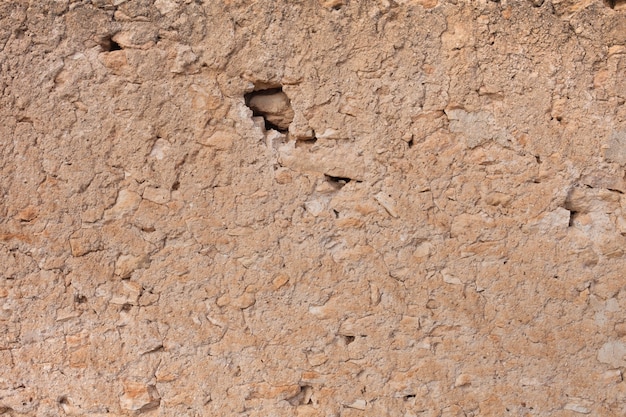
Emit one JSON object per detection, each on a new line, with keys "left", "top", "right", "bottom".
{"left": 1, "top": 0, "right": 626, "bottom": 415}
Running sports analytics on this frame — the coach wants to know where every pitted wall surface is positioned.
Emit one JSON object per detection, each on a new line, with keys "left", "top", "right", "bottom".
{"left": 1, "top": 1, "right": 626, "bottom": 416}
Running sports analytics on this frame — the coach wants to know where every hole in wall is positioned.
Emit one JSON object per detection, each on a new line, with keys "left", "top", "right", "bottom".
{"left": 325, "top": 174, "right": 352, "bottom": 188}
{"left": 244, "top": 86, "right": 294, "bottom": 133}
{"left": 287, "top": 385, "right": 313, "bottom": 406}
{"left": 14, "top": 26, "right": 26, "bottom": 39}
{"left": 143, "top": 344, "right": 164, "bottom": 355}
{"left": 99, "top": 35, "right": 122, "bottom": 52}
{"left": 322, "top": 0, "right": 345, "bottom": 10}
{"left": 109, "top": 39, "right": 122, "bottom": 51}
{"left": 340, "top": 335, "right": 356, "bottom": 345}
{"left": 567, "top": 210, "right": 578, "bottom": 227}
{"left": 294, "top": 137, "right": 317, "bottom": 149}
{"left": 74, "top": 294, "right": 87, "bottom": 304}
{"left": 605, "top": 0, "right": 626, "bottom": 9}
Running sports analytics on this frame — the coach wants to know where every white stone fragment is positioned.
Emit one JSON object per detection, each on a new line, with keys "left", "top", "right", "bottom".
{"left": 345, "top": 399, "right": 367, "bottom": 410}
{"left": 441, "top": 268, "right": 462, "bottom": 285}
{"left": 149, "top": 138, "right": 170, "bottom": 160}
{"left": 317, "top": 128, "right": 340, "bottom": 139}
{"left": 602, "top": 369, "right": 622, "bottom": 384}
{"left": 519, "top": 377, "right": 543, "bottom": 386}
{"left": 526, "top": 207, "right": 570, "bottom": 233}
{"left": 304, "top": 200, "right": 325, "bottom": 217}
{"left": 375, "top": 192, "right": 398, "bottom": 217}
{"left": 597, "top": 340, "right": 626, "bottom": 368}
{"left": 308, "top": 306, "right": 324, "bottom": 316}
{"left": 564, "top": 398, "right": 593, "bottom": 414}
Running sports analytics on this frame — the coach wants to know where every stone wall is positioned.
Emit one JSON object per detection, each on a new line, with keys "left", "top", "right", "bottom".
{"left": 1, "top": 0, "right": 626, "bottom": 415}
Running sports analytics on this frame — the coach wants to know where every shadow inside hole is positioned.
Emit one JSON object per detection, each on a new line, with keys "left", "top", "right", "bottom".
{"left": 605, "top": 0, "right": 626, "bottom": 8}
{"left": 74, "top": 294, "right": 87, "bottom": 304}
{"left": 340, "top": 335, "right": 356, "bottom": 345}
{"left": 287, "top": 384, "right": 314, "bottom": 406}
{"left": 294, "top": 137, "right": 318, "bottom": 149}
{"left": 244, "top": 87, "right": 292, "bottom": 133}
{"left": 325, "top": 174, "right": 352, "bottom": 188}
{"left": 99, "top": 36, "right": 122, "bottom": 52}
{"left": 262, "top": 118, "right": 285, "bottom": 132}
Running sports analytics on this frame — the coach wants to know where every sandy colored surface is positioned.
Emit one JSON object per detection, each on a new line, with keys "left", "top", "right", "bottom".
{"left": 1, "top": 0, "right": 626, "bottom": 415}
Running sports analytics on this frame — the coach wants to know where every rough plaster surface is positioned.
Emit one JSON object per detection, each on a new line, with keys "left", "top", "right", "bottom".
{"left": 1, "top": 0, "right": 626, "bottom": 416}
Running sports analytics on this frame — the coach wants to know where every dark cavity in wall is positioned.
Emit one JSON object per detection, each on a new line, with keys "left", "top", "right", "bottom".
{"left": 605, "top": 0, "right": 626, "bottom": 9}
{"left": 244, "top": 86, "right": 294, "bottom": 133}
{"left": 325, "top": 174, "right": 352, "bottom": 189}
{"left": 99, "top": 35, "right": 122, "bottom": 52}
{"left": 568, "top": 210, "right": 578, "bottom": 227}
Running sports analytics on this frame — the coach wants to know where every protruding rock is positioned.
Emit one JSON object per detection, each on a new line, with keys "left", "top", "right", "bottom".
{"left": 247, "top": 90, "right": 294, "bottom": 130}
{"left": 597, "top": 340, "right": 626, "bottom": 368}
{"left": 120, "top": 381, "right": 160, "bottom": 412}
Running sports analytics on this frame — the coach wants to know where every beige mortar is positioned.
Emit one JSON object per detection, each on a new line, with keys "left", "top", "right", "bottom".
{"left": 1, "top": 0, "right": 626, "bottom": 416}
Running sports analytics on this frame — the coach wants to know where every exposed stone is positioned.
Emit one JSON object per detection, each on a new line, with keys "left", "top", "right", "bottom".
{"left": 344, "top": 399, "right": 367, "bottom": 410}
{"left": 69, "top": 228, "right": 102, "bottom": 257}
{"left": 374, "top": 192, "right": 399, "bottom": 218}
{"left": 564, "top": 398, "right": 593, "bottom": 414}
{"left": 2, "top": 1, "right": 626, "bottom": 416}
{"left": 115, "top": 253, "right": 151, "bottom": 279}
{"left": 597, "top": 341, "right": 626, "bottom": 368}
{"left": 605, "top": 130, "right": 626, "bottom": 165}
{"left": 142, "top": 187, "right": 170, "bottom": 204}
{"left": 602, "top": 369, "right": 623, "bottom": 384}
{"left": 104, "top": 189, "right": 142, "bottom": 221}
{"left": 304, "top": 200, "right": 325, "bottom": 217}
{"left": 247, "top": 90, "right": 294, "bottom": 131}
{"left": 454, "top": 373, "right": 472, "bottom": 387}
{"left": 120, "top": 381, "right": 161, "bottom": 412}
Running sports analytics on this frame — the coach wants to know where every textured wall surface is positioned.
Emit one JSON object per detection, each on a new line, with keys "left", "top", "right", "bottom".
{"left": 1, "top": 0, "right": 626, "bottom": 416}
